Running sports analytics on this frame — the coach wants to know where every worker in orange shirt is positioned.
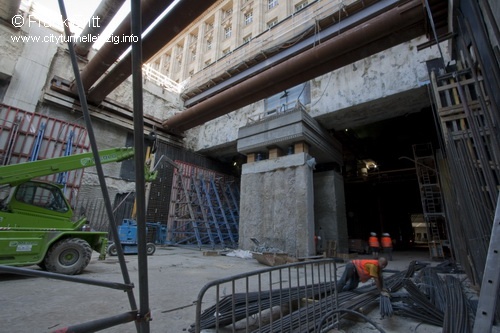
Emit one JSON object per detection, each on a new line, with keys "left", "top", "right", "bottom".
{"left": 336, "top": 257, "right": 389, "bottom": 294}
{"left": 381, "top": 233, "right": 393, "bottom": 261}
{"left": 368, "top": 232, "right": 380, "bottom": 258}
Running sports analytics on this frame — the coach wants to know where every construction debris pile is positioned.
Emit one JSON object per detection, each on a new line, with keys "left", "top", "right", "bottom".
{"left": 191, "top": 261, "right": 478, "bottom": 333}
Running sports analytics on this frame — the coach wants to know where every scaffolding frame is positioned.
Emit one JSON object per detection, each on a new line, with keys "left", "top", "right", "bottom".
{"left": 412, "top": 143, "right": 446, "bottom": 259}
{"left": 167, "top": 161, "right": 239, "bottom": 249}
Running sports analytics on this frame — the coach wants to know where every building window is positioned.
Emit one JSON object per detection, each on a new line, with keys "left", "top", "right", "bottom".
{"left": 222, "top": 8, "right": 233, "bottom": 19}
{"left": 295, "top": 0, "right": 308, "bottom": 12}
{"left": 224, "top": 26, "right": 232, "bottom": 39}
{"left": 243, "top": 34, "right": 252, "bottom": 43}
{"left": 244, "top": 11, "right": 253, "bottom": 25}
{"left": 205, "top": 22, "right": 214, "bottom": 31}
{"left": 191, "top": 50, "right": 196, "bottom": 61}
{"left": 205, "top": 59, "right": 211, "bottom": 66}
{"left": 267, "top": 18, "right": 278, "bottom": 29}
{"left": 268, "top": 0, "right": 278, "bottom": 10}
{"left": 223, "top": 48, "right": 231, "bottom": 55}
{"left": 207, "top": 38, "right": 212, "bottom": 50}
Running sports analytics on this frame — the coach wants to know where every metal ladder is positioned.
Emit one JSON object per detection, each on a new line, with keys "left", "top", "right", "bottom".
{"left": 199, "top": 175, "right": 227, "bottom": 248}
{"left": 473, "top": 193, "right": 500, "bottom": 333}
{"left": 222, "top": 180, "right": 240, "bottom": 243}
{"left": 413, "top": 143, "right": 446, "bottom": 259}
{"left": 167, "top": 169, "right": 205, "bottom": 248}
{"left": 209, "top": 176, "right": 237, "bottom": 248}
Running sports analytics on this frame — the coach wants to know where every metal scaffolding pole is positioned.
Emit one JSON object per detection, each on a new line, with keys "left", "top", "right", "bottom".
{"left": 57, "top": 0, "right": 141, "bottom": 331}
{"left": 130, "top": 0, "right": 151, "bottom": 331}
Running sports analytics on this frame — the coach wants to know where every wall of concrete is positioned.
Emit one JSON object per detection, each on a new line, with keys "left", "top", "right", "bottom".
{"left": 309, "top": 41, "right": 445, "bottom": 119}
{"left": 313, "top": 170, "right": 349, "bottom": 254}
{"left": 183, "top": 36, "right": 447, "bottom": 152}
{"left": 0, "top": 24, "right": 22, "bottom": 80}
{"left": 239, "top": 153, "right": 316, "bottom": 257}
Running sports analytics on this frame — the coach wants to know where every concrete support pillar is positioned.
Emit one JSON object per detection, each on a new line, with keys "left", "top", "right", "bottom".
{"left": 0, "top": 0, "right": 20, "bottom": 22}
{"left": 3, "top": 25, "right": 57, "bottom": 112}
{"left": 237, "top": 109, "right": 343, "bottom": 258}
{"left": 239, "top": 153, "right": 316, "bottom": 257}
{"left": 313, "top": 171, "right": 349, "bottom": 254}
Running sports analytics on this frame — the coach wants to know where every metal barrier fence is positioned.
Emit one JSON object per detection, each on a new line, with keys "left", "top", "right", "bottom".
{"left": 192, "top": 258, "right": 343, "bottom": 333}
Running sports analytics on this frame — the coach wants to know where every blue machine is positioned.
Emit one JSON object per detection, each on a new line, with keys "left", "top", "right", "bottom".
{"left": 107, "top": 219, "right": 168, "bottom": 256}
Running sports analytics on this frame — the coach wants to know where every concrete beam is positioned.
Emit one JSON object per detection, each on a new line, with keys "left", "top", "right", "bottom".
{"left": 237, "top": 108, "right": 342, "bottom": 165}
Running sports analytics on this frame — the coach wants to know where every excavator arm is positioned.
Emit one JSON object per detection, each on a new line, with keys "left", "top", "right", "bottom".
{"left": 0, "top": 147, "right": 156, "bottom": 186}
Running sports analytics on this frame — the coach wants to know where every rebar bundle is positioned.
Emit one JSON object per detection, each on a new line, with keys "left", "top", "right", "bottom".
{"left": 393, "top": 279, "right": 444, "bottom": 326}
{"left": 442, "top": 275, "right": 472, "bottom": 333}
{"left": 192, "top": 261, "right": 426, "bottom": 332}
{"left": 191, "top": 260, "right": 478, "bottom": 332}
{"left": 379, "top": 295, "right": 393, "bottom": 318}
{"left": 191, "top": 281, "right": 338, "bottom": 332}
{"left": 415, "top": 266, "right": 447, "bottom": 312}
{"left": 391, "top": 267, "right": 475, "bottom": 332}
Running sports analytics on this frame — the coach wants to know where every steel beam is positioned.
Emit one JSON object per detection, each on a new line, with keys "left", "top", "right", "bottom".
{"left": 86, "top": 0, "right": 219, "bottom": 103}
{"left": 74, "top": 0, "right": 126, "bottom": 57}
{"left": 73, "top": 0, "right": 176, "bottom": 93}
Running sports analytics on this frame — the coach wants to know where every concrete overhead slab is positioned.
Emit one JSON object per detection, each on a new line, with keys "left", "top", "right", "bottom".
{"left": 237, "top": 108, "right": 342, "bottom": 165}
{"left": 314, "top": 86, "right": 431, "bottom": 131}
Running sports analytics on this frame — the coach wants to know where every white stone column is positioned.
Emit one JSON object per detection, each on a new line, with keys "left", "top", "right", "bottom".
{"left": 180, "top": 37, "right": 190, "bottom": 80}
{"left": 213, "top": 7, "right": 223, "bottom": 59}
{"left": 232, "top": 0, "right": 242, "bottom": 49}
{"left": 195, "top": 24, "right": 205, "bottom": 72}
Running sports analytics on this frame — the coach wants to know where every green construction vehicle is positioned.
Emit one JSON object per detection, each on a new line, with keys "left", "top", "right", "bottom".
{"left": 0, "top": 147, "right": 146, "bottom": 275}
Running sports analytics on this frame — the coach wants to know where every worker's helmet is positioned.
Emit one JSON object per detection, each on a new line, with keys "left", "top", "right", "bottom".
{"left": 382, "top": 233, "right": 390, "bottom": 236}
{"left": 370, "top": 232, "right": 377, "bottom": 236}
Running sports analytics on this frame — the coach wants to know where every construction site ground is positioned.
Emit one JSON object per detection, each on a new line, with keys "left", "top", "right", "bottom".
{"left": 0, "top": 246, "right": 495, "bottom": 333}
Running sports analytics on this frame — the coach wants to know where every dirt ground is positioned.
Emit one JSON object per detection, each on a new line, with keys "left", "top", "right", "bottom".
{"left": 0, "top": 247, "right": 496, "bottom": 333}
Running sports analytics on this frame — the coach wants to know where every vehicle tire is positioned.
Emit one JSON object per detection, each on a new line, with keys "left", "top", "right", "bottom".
{"left": 107, "top": 243, "right": 118, "bottom": 256}
{"left": 44, "top": 238, "right": 92, "bottom": 275}
{"left": 146, "top": 243, "right": 156, "bottom": 256}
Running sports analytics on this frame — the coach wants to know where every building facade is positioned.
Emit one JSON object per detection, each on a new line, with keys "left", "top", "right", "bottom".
{"left": 149, "top": 0, "right": 329, "bottom": 83}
